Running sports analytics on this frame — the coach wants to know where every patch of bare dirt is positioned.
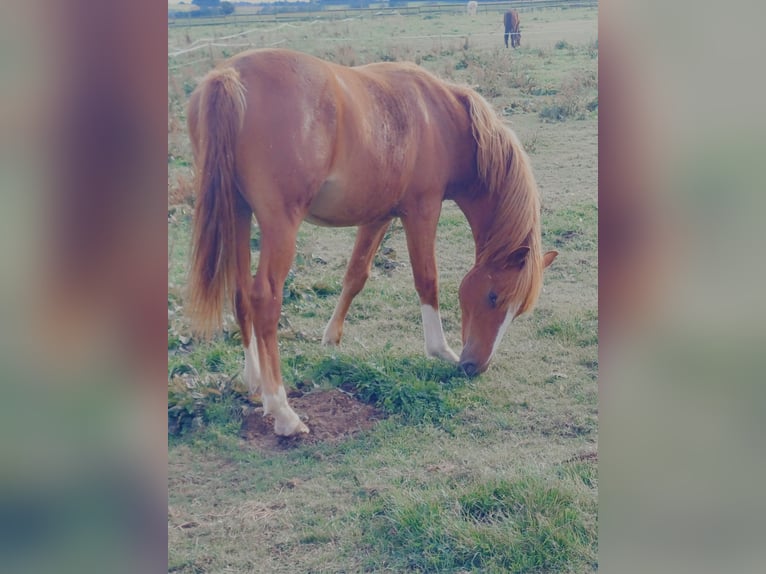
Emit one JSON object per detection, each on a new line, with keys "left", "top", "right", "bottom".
{"left": 240, "top": 389, "right": 384, "bottom": 451}
{"left": 564, "top": 451, "right": 598, "bottom": 463}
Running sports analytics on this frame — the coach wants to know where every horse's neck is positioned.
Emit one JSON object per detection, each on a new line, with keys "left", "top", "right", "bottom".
{"left": 453, "top": 190, "right": 498, "bottom": 258}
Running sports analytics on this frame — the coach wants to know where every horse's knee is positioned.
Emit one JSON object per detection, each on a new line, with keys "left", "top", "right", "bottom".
{"left": 250, "top": 278, "right": 280, "bottom": 329}
{"left": 345, "top": 269, "right": 369, "bottom": 295}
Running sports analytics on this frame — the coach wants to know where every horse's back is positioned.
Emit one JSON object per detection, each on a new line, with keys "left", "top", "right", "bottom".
{"left": 504, "top": 9, "right": 519, "bottom": 31}
{"left": 215, "top": 49, "right": 476, "bottom": 226}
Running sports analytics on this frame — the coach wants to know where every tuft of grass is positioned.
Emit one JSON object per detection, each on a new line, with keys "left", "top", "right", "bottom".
{"left": 539, "top": 103, "right": 569, "bottom": 122}
{"left": 281, "top": 267, "right": 342, "bottom": 304}
{"left": 537, "top": 314, "right": 598, "bottom": 347}
{"left": 182, "top": 79, "right": 196, "bottom": 97}
{"left": 539, "top": 70, "right": 598, "bottom": 122}
{"left": 557, "top": 460, "right": 598, "bottom": 489}
{"left": 168, "top": 373, "right": 250, "bottom": 436}
{"left": 204, "top": 348, "right": 226, "bottom": 372}
{"left": 522, "top": 130, "right": 540, "bottom": 154}
{"left": 542, "top": 203, "right": 598, "bottom": 251}
{"left": 362, "top": 475, "right": 596, "bottom": 572}
{"left": 301, "top": 354, "right": 467, "bottom": 425}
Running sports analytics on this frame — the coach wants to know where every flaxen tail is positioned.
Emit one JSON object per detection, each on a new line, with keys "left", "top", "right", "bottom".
{"left": 187, "top": 67, "right": 247, "bottom": 337}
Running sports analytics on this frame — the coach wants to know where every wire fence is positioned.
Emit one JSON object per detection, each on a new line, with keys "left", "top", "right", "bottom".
{"left": 168, "top": 1, "right": 597, "bottom": 70}
{"left": 168, "top": 1, "right": 598, "bottom": 29}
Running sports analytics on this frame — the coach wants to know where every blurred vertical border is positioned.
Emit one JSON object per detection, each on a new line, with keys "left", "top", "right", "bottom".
{"left": 601, "top": 0, "right": 766, "bottom": 572}
{"left": 0, "top": 0, "right": 166, "bottom": 572}
{"left": 2, "top": 0, "right": 765, "bottom": 572}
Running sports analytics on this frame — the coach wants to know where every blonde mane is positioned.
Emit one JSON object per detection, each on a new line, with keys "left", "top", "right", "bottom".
{"left": 462, "top": 89, "right": 544, "bottom": 316}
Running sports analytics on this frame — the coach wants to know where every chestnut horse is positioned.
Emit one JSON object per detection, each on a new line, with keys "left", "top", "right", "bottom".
{"left": 504, "top": 10, "right": 521, "bottom": 48}
{"left": 187, "top": 49, "right": 556, "bottom": 436}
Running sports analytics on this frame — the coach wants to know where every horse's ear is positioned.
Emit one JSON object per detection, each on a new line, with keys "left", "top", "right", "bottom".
{"left": 542, "top": 250, "right": 558, "bottom": 269}
{"left": 506, "top": 246, "right": 530, "bottom": 269}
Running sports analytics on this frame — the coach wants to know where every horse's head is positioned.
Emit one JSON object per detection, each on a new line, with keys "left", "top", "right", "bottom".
{"left": 458, "top": 247, "right": 557, "bottom": 376}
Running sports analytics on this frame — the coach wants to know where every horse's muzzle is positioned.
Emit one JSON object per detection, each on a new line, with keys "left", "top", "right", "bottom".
{"left": 459, "top": 343, "right": 489, "bottom": 377}
{"left": 460, "top": 361, "right": 480, "bottom": 377}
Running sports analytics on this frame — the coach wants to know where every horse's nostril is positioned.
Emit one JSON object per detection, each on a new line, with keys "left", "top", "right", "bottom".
{"left": 460, "top": 362, "right": 478, "bottom": 377}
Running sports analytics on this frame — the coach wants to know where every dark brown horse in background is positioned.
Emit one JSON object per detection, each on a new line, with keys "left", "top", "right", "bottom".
{"left": 187, "top": 49, "right": 556, "bottom": 436}
{"left": 504, "top": 9, "right": 521, "bottom": 48}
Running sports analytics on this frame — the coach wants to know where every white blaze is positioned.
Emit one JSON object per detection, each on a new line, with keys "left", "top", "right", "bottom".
{"left": 489, "top": 307, "right": 517, "bottom": 362}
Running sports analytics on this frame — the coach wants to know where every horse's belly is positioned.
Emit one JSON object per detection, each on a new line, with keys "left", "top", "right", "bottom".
{"left": 306, "top": 177, "right": 396, "bottom": 227}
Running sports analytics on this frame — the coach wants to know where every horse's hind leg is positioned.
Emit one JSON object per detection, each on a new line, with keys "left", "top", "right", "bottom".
{"left": 232, "top": 206, "right": 261, "bottom": 396}
{"left": 322, "top": 220, "right": 391, "bottom": 346}
{"left": 400, "top": 211, "right": 459, "bottom": 364}
{"left": 251, "top": 217, "right": 308, "bottom": 436}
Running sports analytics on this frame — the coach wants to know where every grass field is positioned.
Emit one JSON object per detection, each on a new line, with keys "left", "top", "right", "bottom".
{"left": 168, "top": 6, "right": 597, "bottom": 572}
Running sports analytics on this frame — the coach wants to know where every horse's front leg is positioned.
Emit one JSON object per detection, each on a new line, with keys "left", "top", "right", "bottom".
{"left": 251, "top": 220, "right": 308, "bottom": 436}
{"left": 322, "top": 220, "right": 392, "bottom": 347}
{"left": 401, "top": 211, "right": 460, "bottom": 364}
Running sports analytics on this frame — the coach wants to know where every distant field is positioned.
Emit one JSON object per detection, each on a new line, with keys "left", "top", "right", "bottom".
{"left": 168, "top": 6, "right": 597, "bottom": 573}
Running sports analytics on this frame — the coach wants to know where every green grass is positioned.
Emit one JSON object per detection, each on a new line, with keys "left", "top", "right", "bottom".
{"left": 542, "top": 203, "right": 598, "bottom": 251}
{"left": 557, "top": 459, "right": 598, "bottom": 489}
{"left": 362, "top": 474, "right": 596, "bottom": 572}
{"left": 168, "top": 350, "right": 470, "bottom": 435}
{"left": 537, "top": 312, "right": 598, "bottom": 347}
{"left": 301, "top": 354, "right": 468, "bottom": 425}
{"left": 167, "top": 365, "right": 250, "bottom": 436}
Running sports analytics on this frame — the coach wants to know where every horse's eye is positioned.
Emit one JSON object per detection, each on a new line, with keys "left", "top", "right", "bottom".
{"left": 488, "top": 292, "right": 498, "bottom": 308}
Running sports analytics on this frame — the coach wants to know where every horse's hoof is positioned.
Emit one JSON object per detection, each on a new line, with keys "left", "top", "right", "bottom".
{"left": 274, "top": 418, "right": 310, "bottom": 437}
{"left": 321, "top": 332, "right": 341, "bottom": 347}
{"left": 427, "top": 347, "right": 460, "bottom": 364}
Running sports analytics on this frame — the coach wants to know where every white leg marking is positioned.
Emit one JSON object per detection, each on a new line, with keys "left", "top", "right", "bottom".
{"left": 322, "top": 306, "right": 343, "bottom": 346}
{"left": 421, "top": 305, "right": 460, "bottom": 363}
{"left": 262, "top": 385, "right": 309, "bottom": 436}
{"left": 489, "top": 308, "right": 516, "bottom": 362}
{"left": 244, "top": 327, "right": 261, "bottom": 394}
{"left": 246, "top": 329, "right": 308, "bottom": 436}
